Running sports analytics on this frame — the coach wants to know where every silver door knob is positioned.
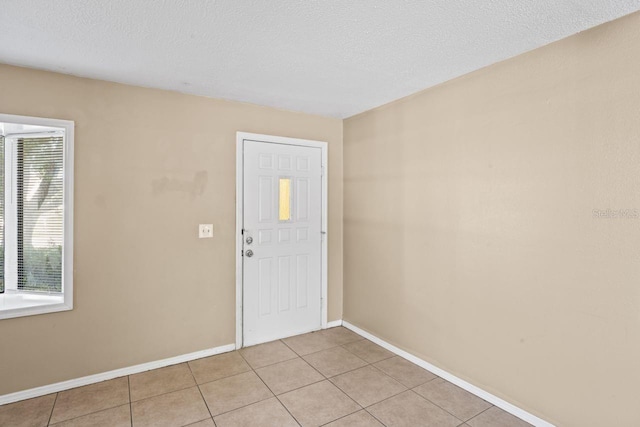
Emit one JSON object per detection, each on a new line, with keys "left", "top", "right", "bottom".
{"left": 246, "top": 236, "right": 253, "bottom": 244}
{"left": 245, "top": 250, "right": 254, "bottom": 257}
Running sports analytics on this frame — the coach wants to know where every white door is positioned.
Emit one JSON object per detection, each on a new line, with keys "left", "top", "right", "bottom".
{"left": 242, "top": 139, "right": 323, "bottom": 346}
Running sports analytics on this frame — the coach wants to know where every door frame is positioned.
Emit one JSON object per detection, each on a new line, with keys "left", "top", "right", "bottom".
{"left": 235, "top": 132, "right": 328, "bottom": 349}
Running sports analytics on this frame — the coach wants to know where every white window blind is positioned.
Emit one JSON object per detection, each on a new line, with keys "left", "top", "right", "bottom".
{"left": 0, "top": 135, "right": 4, "bottom": 294}
{"left": 15, "top": 137, "right": 64, "bottom": 293}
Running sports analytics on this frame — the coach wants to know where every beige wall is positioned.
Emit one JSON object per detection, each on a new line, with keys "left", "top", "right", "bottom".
{"left": 0, "top": 64, "right": 343, "bottom": 395}
{"left": 344, "top": 12, "right": 640, "bottom": 427}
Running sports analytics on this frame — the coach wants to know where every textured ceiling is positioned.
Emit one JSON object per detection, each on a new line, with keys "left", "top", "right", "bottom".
{"left": 1, "top": 1, "right": 640, "bottom": 118}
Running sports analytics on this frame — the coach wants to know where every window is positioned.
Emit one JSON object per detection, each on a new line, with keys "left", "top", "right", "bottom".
{"left": 278, "top": 177, "right": 292, "bottom": 221}
{"left": 0, "top": 114, "right": 73, "bottom": 320}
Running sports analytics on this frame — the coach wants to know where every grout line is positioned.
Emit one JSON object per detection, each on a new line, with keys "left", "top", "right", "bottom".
{"left": 464, "top": 404, "right": 495, "bottom": 424}
{"left": 366, "top": 363, "right": 408, "bottom": 386}
{"left": 185, "top": 360, "right": 198, "bottom": 382}
{"left": 189, "top": 361, "right": 254, "bottom": 387}
{"left": 250, "top": 353, "right": 305, "bottom": 375}
{"left": 409, "top": 380, "right": 495, "bottom": 423}
{"left": 46, "top": 392, "right": 58, "bottom": 426}
{"left": 330, "top": 373, "right": 407, "bottom": 410}
{"left": 194, "top": 368, "right": 275, "bottom": 419}
{"left": 308, "top": 344, "right": 374, "bottom": 380}
{"left": 181, "top": 416, "right": 213, "bottom": 427}
{"left": 313, "top": 360, "right": 371, "bottom": 380}
{"left": 245, "top": 354, "right": 341, "bottom": 397}
{"left": 252, "top": 363, "right": 327, "bottom": 399}
{"left": 208, "top": 394, "right": 276, "bottom": 420}
{"left": 245, "top": 356, "right": 299, "bottom": 371}
{"left": 278, "top": 337, "right": 306, "bottom": 357}
{"left": 193, "top": 364, "right": 276, "bottom": 420}
{"left": 408, "top": 375, "right": 439, "bottom": 389}
{"left": 43, "top": 379, "right": 131, "bottom": 426}
{"left": 127, "top": 376, "right": 133, "bottom": 427}
{"left": 319, "top": 384, "right": 363, "bottom": 424}
{"left": 275, "top": 333, "right": 369, "bottom": 421}
{"left": 296, "top": 353, "right": 333, "bottom": 382}
{"left": 195, "top": 368, "right": 254, "bottom": 388}
{"left": 184, "top": 418, "right": 216, "bottom": 427}
{"left": 405, "top": 389, "right": 466, "bottom": 424}
{"left": 48, "top": 403, "right": 131, "bottom": 426}
{"left": 239, "top": 340, "right": 300, "bottom": 370}
{"left": 195, "top": 384, "right": 214, "bottom": 420}
{"left": 289, "top": 340, "right": 365, "bottom": 359}
{"left": 363, "top": 407, "right": 389, "bottom": 427}
{"left": 125, "top": 364, "right": 205, "bottom": 403}
{"left": 279, "top": 330, "right": 364, "bottom": 358}
{"left": 318, "top": 408, "right": 379, "bottom": 427}
{"left": 129, "top": 384, "right": 203, "bottom": 405}
{"left": 253, "top": 335, "right": 414, "bottom": 415}
{"left": 338, "top": 352, "right": 489, "bottom": 425}
{"left": 338, "top": 341, "right": 395, "bottom": 365}
{"left": 276, "top": 377, "right": 327, "bottom": 397}
{"left": 303, "top": 376, "right": 364, "bottom": 427}
{"left": 236, "top": 350, "right": 302, "bottom": 427}
{"left": 301, "top": 345, "right": 369, "bottom": 374}
{"left": 186, "top": 358, "right": 215, "bottom": 422}
{"left": 362, "top": 389, "right": 412, "bottom": 410}
{"left": 312, "top": 353, "right": 442, "bottom": 426}
{"left": 243, "top": 356, "right": 300, "bottom": 371}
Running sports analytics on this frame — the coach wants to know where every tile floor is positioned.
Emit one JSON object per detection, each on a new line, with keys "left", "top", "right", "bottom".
{"left": 0, "top": 327, "right": 533, "bottom": 427}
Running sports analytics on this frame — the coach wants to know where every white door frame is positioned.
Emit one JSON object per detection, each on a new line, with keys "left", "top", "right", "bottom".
{"left": 235, "top": 132, "right": 328, "bottom": 349}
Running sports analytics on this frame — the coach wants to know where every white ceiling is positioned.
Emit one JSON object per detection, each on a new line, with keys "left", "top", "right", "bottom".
{"left": 1, "top": 1, "right": 639, "bottom": 118}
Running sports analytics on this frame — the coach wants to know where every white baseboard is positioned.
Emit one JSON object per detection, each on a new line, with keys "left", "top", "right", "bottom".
{"left": 326, "top": 319, "right": 343, "bottom": 328}
{"left": 342, "top": 321, "right": 554, "bottom": 427}
{"left": 0, "top": 343, "right": 236, "bottom": 406}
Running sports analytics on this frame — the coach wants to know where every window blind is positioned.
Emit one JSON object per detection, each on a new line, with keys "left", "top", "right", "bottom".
{"left": 17, "top": 137, "right": 63, "bottom": 293}
{"left": 0, "top": 135, "right": 3, "bottom": 294}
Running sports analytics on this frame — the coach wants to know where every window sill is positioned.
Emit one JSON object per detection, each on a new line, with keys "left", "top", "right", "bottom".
{"left": 0, "top": 292, "right": 71, "bottom": 320}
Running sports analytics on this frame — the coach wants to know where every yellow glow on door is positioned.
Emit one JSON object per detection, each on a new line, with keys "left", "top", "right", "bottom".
{"left": 279, "top": 178, "right": 292, "bottom": 221}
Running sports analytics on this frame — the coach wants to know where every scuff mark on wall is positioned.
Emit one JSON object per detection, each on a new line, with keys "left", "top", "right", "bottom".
{"left": 152, "top": 171, "right": 207, "bottom": 197}
{"left": 94, "top": 194, "right": 107, "bottom": 208}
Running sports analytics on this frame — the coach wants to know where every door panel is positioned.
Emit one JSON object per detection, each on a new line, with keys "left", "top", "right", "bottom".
{"left": 243, "top": 140, "right": 322, "bottom": 346}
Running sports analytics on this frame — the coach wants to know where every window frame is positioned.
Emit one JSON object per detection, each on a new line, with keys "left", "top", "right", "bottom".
{"left": 0, "top": 113, "right": 74, "bottom": 320}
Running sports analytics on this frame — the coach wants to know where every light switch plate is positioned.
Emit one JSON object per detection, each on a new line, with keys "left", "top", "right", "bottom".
{"left": 199, "top": 224, "right": 213, "bottom": 238}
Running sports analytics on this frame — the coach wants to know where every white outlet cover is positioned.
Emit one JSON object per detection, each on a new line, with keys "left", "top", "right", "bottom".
{"left": 199, "top": 224, "right": 213, "bottom": 238}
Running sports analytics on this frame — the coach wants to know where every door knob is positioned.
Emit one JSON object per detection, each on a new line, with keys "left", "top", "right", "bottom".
{"left": 246, "top": 236, "right": 253, "bottom": 244}
{"left": 245, "top": 249, "right": 254, "bottom": 257}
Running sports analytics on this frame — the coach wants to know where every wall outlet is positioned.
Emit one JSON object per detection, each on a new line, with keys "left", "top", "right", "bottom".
{"left": 199, "top": 224, "right": 213, "bottom": 238}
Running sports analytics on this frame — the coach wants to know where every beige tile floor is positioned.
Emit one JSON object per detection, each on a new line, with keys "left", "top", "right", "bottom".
{"left": 0, "top": 327, "right": 533, "bottom": 427}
